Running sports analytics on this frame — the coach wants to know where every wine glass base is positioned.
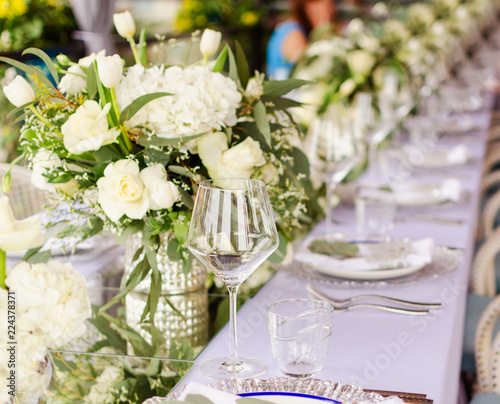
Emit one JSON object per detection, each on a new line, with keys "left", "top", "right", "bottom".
{"left": 200, "top": 357, "right": 267, "bottom": 379}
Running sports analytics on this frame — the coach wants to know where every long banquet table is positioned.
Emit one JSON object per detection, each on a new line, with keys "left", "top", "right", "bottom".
{"left": 171, "top": 109, "right": 492, "bottom": 404}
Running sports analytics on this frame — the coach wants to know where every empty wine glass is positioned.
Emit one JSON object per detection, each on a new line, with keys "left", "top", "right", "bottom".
{"left": 305, "top": 109, "right": 360, "bottom": 237}
{"left": 186, "top": 178, "right": 279, "bottom": 379}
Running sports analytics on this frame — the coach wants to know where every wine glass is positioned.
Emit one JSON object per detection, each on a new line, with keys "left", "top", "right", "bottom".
{"left": 305, "top": 109, "right": 360, "bottom": 237}
{"left": 186, "top": 178, "right": 279, "bottom": 379}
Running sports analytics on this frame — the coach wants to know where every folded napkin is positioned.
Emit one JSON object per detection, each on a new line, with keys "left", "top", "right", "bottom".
{"left": 177, "top": 382, "right": 241, "bottom": 403}
{"left": 391, "top": 178, "right": 463, "bottom": 204}
{"left": 446, "top": 144, "right": 471, "bottom": 165}
{"left": 295, "top": 237, "right": 435, "bottom": 272}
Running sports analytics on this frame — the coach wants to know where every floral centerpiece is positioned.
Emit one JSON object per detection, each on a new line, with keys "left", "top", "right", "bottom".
{"left": 1, "top": 11, "right": 320, "bottom": 327}
{"left": 0, "top": 196, "right": 91, "bottom": 402}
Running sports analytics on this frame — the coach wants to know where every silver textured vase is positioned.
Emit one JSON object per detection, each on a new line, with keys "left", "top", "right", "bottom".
{"left": 124, "top": 233, "right": 209, "bottom": 354}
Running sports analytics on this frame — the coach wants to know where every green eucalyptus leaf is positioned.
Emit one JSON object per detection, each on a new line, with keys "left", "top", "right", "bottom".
{"left": 23, "top": 47, "right": 59, "bottom": 85}
{"left": 253, "top": 100, "right": 271, "bottom": 146}
{"left": 289, "top": 147, "right": 310, "bottom": 177}
{"left": 88, "top": 310, "right": 127, "bottom": 353}
{"left": 24, "top": 250, "right": 51, "bottom": 263}
{"left": 227, "top": 46, "right": 238, "bottom": 83}
{"left": 235, "top": 40, "right": 250, "bottom": 89}
{"left": 178, "top": 187, "right": 195, "bottom": 209}
{"left": 309, "top": 240, "right": 359, "bottom": 257}
{"left": 212, "top": 44, "right": 228, "bottom": 73}
{"left": 169, "top": 165, "right": 195, "bottom": 178}
{"left": 260, "top": 95, "right": 303, "bottom": 111}
{"left": 7, "top": 101, "right": 34, "bottom": 119}
{"left": 262, "top": 78, "right": 310, "bottom": 97}
{"left": 0, "top": 56, "right": 54, "bottom": 90}
{"left": 86, "top": 62, "right": 98, "bottom": 100}
{"left": 167, "top": 238, "right": 181, "bottom": 262}
{"left": 267, "top": 232, "right": 288, "bottom": 264}
{"left": 119, "top": 92, "right": 171, "bottom": 124}
{"left": 144, "top": 148, "right": 171, "bottom": 166}
{"left": 136, "top": 132, "right": 204, "bottom": 147}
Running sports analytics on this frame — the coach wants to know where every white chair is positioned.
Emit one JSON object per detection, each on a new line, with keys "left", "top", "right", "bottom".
{"left": 0, "top": 163, "right": 48, "bottom": 219}
{"left": 469, "top": 295, "right": 500, "bottom": 402}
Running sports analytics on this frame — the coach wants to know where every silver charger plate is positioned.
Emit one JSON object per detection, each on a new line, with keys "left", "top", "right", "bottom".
{"left": 144, "top": 377, "right": 386, "bottom": 403}
{"left": 276, "top": 246, "right": 459, "bottom": 289}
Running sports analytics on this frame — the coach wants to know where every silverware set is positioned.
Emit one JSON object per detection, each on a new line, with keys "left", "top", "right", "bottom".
{"left": 306, "top": 283, "right": 442, "bottom": 316}
{"left": 395, "top": 212, "right": 465, "bottom": 226}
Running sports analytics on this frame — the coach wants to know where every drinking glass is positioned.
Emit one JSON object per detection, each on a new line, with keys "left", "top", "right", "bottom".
{"left": 305, "top": 111, "right": 360, "bottom": 236}
{"left": 354, "top": 186, "right": 396, "bottom": 241}
{"left": 268, "top": 299, "right": 334, "bottom": 378}
{"left": 186, "top": 178, "right": 279, "bottom": 379}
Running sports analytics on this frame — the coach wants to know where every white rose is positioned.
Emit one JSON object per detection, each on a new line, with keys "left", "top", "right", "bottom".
{"left": 31, "top": 149, "right": 79, "bottom": 195}
{"left": 346, "top": 50, "right": 376, "bottom": 78}
{"left": 0, "top": 196, "right": 44, "bottom": 252}
{"left": 97, "top": 159, "right": 149, "bottom": 221}
{"left": 59, "top": 64, "right": 86, "bottom": 95}
{"left": 96, "top": 54, "right": 123, "bottom": 88}
{"left": 139, "top": 164, "right": 179, "bottom": 210}
{"left": 200, "top": 29, "right": 222, "bottom": 59}
{"left": 358, "top": 34, "right": 379, "bottom": 52}
{"left": 370, "top": 2, "right": 389, "bottom": 17}
{"left": 62, "top": 100, "right": 120, "bottom": 155}
{"left": 3, "top": 76, "right": 35, "bottom": 107}
{"left": 222, "top": 137, "right": 266, "bottom": 172}
{"left": 113, "top": 10, "right": 135, "bottom": 39}
{"left": 78, "top": 50, "right": 106, "bottom": 68}
{"left": 197, "top": 131, "right": 228, "bottom": 178}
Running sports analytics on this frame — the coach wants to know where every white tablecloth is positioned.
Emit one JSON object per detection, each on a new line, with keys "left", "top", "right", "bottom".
{"left": 172, "top": 110, "right": 490, "bottom": 404}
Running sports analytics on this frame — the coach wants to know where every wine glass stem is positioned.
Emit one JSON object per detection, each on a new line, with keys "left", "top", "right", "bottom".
{"left": 369, "top": 143, "right": 378, "bottom": 184}
{"left": 326, "top": 179, "right": 337, "bottom": 239}
{"left": 226, "top": 285, "right": 241, "bottom": 366}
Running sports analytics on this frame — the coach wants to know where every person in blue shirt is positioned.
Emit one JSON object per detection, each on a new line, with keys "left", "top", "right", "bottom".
{"left": 266, "top": 0, "right": 336, "bottom": 80}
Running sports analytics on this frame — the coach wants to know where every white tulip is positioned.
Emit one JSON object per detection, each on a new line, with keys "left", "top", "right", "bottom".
{"left": 59, "top": 64, "right": 86, "bottom": 95}
{"left": 96, "top": 54, "right": 123, "bottom": 88}
{"left": 200, "top": 29, "right": 222, "bottom": 59}
{"left": 139, "top": 164, "right": 180, "bottom": 210}
{"left": 113, "top": 10, "right": 136, "bottom": 39}
{"left": 3, "top": 76, "right": 35, "bottom": 107}
{"left": 0, "top": 196, "right": 44, "bottom": 252}
{"left": 78, "top": 50, "right": 106, "bottom": 68}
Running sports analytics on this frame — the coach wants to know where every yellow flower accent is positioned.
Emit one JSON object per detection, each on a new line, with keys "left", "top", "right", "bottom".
{"left": 195, "top": 14, "right": 207, "bottom": 27}
{"left": 0, "top": 0, "right": 28, "bottom": 19}
{"left": 241, "top": 11, "right": 259, "bottom": 26}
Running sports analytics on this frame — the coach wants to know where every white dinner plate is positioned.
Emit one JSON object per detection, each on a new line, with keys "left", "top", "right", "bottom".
{"left": 312, "top": 260, "right": 425, "bottom": 280}
{"left": 239, "top": 392, "right": 340, "bottom": 403}
{"left": 403, "top": 147, "right": 475, "bottom": 169}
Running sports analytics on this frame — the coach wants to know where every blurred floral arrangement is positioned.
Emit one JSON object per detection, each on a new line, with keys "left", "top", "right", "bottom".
{"left": 0, "top": 196, "right": 91, "bottom": 402}
{"left": 174, "top": 0, "right": 262, "bottom": 33}
{"left": 291, "top": 0, "right": 500, "bottom": 127}
{"left": 0, "top": 0, "right": 76, "bottom": 53}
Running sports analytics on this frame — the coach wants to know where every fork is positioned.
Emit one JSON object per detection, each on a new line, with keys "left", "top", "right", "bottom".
{"left": 307, "top": 284, "right": 442, "bottom": 309}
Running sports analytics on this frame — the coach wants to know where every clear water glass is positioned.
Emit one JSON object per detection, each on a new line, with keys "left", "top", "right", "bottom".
{"left": 354, "top": 186, "right": 396, "bottom": 241}
{"left": 267, "top": 299, "right": 334, "bottom": 378}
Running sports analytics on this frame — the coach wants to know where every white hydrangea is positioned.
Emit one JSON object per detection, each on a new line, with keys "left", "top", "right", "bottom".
{"left": 115, "top": 64, "right": 242, "bottom": 139}
{"left": 5, "top": 260, "right": 91, "bottom": 348}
